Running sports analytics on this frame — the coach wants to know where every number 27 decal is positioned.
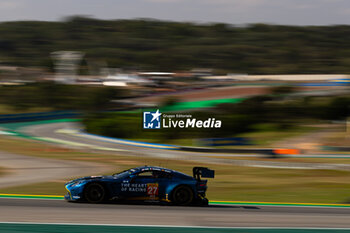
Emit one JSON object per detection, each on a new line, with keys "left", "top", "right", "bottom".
{"left": 147, "top": 183, "right": 159, "bottom": 196}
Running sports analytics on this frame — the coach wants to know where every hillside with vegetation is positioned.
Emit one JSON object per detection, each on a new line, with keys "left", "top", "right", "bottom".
{"left": 1, "top": 16, "right": 350, "bottom": 74}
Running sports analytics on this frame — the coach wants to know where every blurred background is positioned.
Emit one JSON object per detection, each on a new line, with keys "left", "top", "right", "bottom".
{"left": 0, "top": 16, "right": 349, "bottom": 150}
{"left": 0, "top": 0, "right": 350, "bottom": 230}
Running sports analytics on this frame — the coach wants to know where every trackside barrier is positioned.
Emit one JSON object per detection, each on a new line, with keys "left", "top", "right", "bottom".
{"left": 0, "top": 111, "right": 80, "bottom": 123}
{"left": 180, "top": 147, "right": 276, "bottom": 156}
{"left": 197, "top": 137, "right": 251, "bottom": 146}
{"left": 179, "top": 147, "right": 300, "bottom": 158}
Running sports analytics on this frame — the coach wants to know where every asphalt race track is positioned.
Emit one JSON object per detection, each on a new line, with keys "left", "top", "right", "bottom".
{"left": 21, "top": 121, "right": 350, "bottom": 170}
{"left": 22, "top": 121, "right": 221, "bottom": 159}
{"left": 2, "top": 121, "right": 350, "bottom": 231}
{"left": 1, "top": 198, "right": 350, "bottom": 228}
{"left": 0, "top": 150, "right": 112, "bottom": 189}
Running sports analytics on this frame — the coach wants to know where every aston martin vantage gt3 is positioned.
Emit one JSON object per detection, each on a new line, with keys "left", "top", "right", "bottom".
{"left": 65, "top": 166, "right": 214, "bottom": 206}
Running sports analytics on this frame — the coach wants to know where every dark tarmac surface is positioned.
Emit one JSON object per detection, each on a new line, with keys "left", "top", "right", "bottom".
{"left": 1, "top": 198, "right": 350, "bottom": 228}
{"left": 2, "top": 121, "right": 350, "bottom": 229}
{"left": 0, "top": 150, "right": 111, "bottom": 189}
{"left": 22, "top": 122, "right": 350, "bottom": 170}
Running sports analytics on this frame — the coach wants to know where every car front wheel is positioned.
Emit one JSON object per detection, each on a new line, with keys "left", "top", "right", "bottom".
{"left": 84, "top": 183, "right": 106, "bottom": 203}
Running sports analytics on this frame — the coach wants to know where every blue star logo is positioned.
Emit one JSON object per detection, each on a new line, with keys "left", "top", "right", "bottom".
{"left": 143, "top": 109, "right": 162, "bottom": 129}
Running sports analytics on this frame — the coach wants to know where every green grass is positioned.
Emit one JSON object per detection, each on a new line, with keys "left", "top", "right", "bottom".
{"left": 0, "top": 181, "right": 66, "bottom": 195}
{"left": 131, "top": 138, "right": 196, "bottom": 146}
{"left": 0, "top": 104, "right": 52, "bottom": 115}
{"left": 1, "top": 165, "right": 350, "bottom": 204}
{"left": 209, "top": 166, "right": 350, "bottom": 203}
{"left": 124, "top": 98, "right": 246, "bottom": 113}
{"left": 207, "top": 156, "right": 350, "bottom": 164}
{"left": 0, "top": 167, "right": 5, "bottom": 177}
{"left": 0, "top": 118, "right": 79, "bottom": 131}
{"left": 0, "top": 98, "right": 244, "bottom": 116}
{"left": 1, "top": 135, "right": 350, "bottom": 203}
{"left": 160, "top": 98, "right": 245, "bottom": 111}
{"left": 237, "top": 124, "right": 317, "bottom": 146}
{"left": 129, "top": 125, "right": 317, "bottom": 147}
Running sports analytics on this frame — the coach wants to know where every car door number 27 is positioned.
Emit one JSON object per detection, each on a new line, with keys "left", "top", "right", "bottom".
{"left": 147, "top": 183, "right": 159, "bottom": 196}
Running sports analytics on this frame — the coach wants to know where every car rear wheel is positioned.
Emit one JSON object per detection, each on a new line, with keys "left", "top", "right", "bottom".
{"left": 84, "top": 183, "right": 105, "bottom": 203}
{"left": 171, "top": 186, "right": 194, "bottom": 206}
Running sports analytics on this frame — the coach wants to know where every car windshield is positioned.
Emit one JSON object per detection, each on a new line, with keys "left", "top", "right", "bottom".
{"left": 112, "top": 169, "right": 133, "bottom": 179}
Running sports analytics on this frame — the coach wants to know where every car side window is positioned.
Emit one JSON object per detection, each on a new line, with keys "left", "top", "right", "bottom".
{"left": 153, "top": 171, "right": 172, "bottom": 179}
{"left": 135, "top": 171, "right": 153, "bottom": 178}
{"left": 134, "top": 170, "right": 172, "bottom": 179}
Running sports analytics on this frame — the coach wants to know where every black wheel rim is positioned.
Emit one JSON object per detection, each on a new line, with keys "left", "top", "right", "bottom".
{"left": 87, "top": 185, "right": 103, "bottom": 202}
{"left": 175, "top": 188, "right": 190, "bottom": 204}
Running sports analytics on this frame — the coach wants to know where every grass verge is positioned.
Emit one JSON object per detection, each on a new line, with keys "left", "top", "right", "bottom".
{"left": 0, "top": 104, "right": 52, "bottom": 115}
{"left": 0, "top": 167, "right": 5, "bottom": 177}
{"left": 127, "top": 125, "right": 317, "bottom": 147}
{"left": 0, "top": 135, "right": 350, "bottom": 203}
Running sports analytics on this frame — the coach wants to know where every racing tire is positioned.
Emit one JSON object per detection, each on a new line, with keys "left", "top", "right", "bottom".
{"left": 201, "top": 198, "right": 209, "bottom": 206}
{"left": 84, "top": 183, "right": 106, "bottom": 203}
{"left": 171, "top": 185, "right": 194, "bottom": 206}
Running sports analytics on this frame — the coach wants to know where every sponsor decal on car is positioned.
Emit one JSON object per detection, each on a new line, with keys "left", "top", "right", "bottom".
{"left": 147, "top": 183, "right": 159, "bottom": 196}
{"left": 121, "top": 183, "right": 147, "bottom": 192}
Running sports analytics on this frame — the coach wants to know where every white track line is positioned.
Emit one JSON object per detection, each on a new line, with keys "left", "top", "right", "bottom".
{"left": 0, "top": 222, "right": 349, "bottom": 230}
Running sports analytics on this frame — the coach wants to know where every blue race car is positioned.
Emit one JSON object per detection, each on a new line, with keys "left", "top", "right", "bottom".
{"left": 65, "top": 166, "right": 214, "bottom": 206}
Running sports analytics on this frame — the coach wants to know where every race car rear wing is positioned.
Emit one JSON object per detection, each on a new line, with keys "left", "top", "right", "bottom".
{"left": 193, "top": 167, "right": 215, "bottom": 180}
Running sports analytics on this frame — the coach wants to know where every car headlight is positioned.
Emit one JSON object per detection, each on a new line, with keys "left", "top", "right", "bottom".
{"left": 71, "top": 180, "right": 84, "bottom": 187}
